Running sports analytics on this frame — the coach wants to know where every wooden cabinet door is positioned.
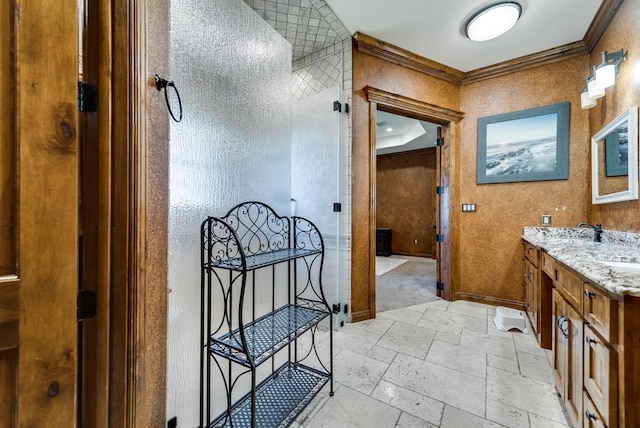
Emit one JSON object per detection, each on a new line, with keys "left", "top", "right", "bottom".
{"left": 565, "top": 303, "right": 584, "bottom": 428}
{"left": 584, "top": 324, "right": 617, "bottom": 427}
{"left": 551, "top": 289, "right": 566, "bottom": 391}
{"left": 0, "top": 0, "right": 79, "bottom": 426}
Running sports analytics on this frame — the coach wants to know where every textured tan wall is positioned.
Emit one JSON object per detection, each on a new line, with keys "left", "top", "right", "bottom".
{"left": 589, "top": 0, "right": 640, "bottom": 231}
{"left": 459, "top": 57, "right": 591, "bottom": 302}
{"left": 352, "top": 47, "right": 460, "bottom": 316}
{"left": 376, "top": 149, "right": 436, "bottom": 257}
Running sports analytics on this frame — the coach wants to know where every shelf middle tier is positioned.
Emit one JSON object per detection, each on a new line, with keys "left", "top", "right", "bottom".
{"left": 209, "top": 303, "right": 329, "bottom": 367}
{"left": 206, "top": 248, "right": 321, "bottom": 271}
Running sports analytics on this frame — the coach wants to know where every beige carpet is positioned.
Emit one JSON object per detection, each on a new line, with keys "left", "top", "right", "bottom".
{"left": 375, "top": 256, "right": 407, "bottom": 276}
{"left": 376, "top": 256, "right": 439, "bottom": 313}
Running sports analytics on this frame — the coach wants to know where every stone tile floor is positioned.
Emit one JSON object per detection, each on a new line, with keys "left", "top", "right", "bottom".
{"left": 293, "top": 299, "right": 572, "bottom": 428}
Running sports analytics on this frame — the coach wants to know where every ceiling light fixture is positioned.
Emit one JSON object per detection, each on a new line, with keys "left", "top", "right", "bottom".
{"left": 465, "top": 2, "right": 522, "bottom": 42}
{"left": 386, "top": 127, "right": 393, "bottom": 132}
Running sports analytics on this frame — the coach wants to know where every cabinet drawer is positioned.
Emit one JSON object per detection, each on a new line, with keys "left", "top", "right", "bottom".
{"left": 523, "top": 241, "right": 539, "bottom": 266}
{"left": 584, "top": 324, "right": 617, "bottom": 427}
{"left": 555, "top": 264, "right": 583, "bottom": 314}
{"left": 583, "top": 283, "right": 618, "bottom": 344}
{"left": 542, "top": 252, "right": 555, "bottom": 278}
{"left": 584, "top": 391, "right": 608, "bottom": 428}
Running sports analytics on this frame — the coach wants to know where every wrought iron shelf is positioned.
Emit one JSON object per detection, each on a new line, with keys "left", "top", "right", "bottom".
{"left": 210, "top": 362, "right": 329, "bottom": 428}
{"left": 206, "top": 248, "right": 321, "bottom": 271}
{"left": 209, "top": 304, "right": 329, "bottom": 367}
{"left": 200, "top": 202, "right": 333, "bottom": 428}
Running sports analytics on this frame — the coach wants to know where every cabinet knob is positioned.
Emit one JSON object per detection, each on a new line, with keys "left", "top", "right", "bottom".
{"left": 585, "top": 410, "right": 598, "bottom": 420}
{"left": 586, "top": 335, "right": 597, "bottom": 345}
{"left": 584, "top": 289, "right": 596, "bottom": 298}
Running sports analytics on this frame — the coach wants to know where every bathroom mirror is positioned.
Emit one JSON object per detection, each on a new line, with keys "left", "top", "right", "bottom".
{"left": 591, "top": 106, "right": 639, "bottom": 204}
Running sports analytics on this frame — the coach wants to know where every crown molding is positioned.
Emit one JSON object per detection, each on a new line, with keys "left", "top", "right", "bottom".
{"left": 354, "top": 32, "right": 465, "bottom": 85}
{"left": 353, "top": 0, "right": 621, "bottom": 85}
{"left": 583, "top": 0, "right": 624, "bottom": 51}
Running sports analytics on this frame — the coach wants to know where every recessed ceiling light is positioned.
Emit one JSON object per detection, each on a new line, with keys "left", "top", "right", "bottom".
{"left": 465, "top": 2, "right": 522, "bottom": 42}
{"left": 386, "top": 127, "right": 393, "bottom": 132}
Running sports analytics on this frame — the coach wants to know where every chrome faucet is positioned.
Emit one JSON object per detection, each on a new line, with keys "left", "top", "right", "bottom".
{"left": 577, "top": 222, "right": 602, "bottom": 242}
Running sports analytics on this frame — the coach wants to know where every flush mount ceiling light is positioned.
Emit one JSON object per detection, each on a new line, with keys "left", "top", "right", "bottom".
{"left": 465, "top": 2, "right": 522, "bottom": 42}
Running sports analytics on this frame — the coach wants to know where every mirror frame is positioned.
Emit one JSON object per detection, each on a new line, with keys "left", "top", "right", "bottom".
{"left": 591, "top": 106, "right": 639, "bottom": 204}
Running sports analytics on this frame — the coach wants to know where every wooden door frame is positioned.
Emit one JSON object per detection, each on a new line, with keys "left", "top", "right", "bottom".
{"left": 358, "top": 87, "right": 464, "bottom": 320}
{"left": 93, "top": 0, "right": 169, "bottom": 425}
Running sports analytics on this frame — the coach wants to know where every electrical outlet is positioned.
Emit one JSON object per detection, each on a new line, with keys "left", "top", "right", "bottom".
{"left": 541, "top": 215, "right": 552, "bottom": 225}
{"left": 414, "top": 239, "right": 418, "bottom": 244}
{"left": 167, "top": 416, "right": 177, "bottom": 428}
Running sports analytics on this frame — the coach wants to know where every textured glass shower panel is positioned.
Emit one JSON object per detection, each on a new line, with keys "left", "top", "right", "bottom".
{"left": 167, "top": 0, "right": 292, "bottom": 425}
{"left": 292, "top": 86, "right": 346, "bottom": 328}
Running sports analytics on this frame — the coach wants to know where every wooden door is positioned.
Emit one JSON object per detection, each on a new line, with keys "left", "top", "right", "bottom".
{"left": 0, "top": 0, "right": 79, "bottom": 426}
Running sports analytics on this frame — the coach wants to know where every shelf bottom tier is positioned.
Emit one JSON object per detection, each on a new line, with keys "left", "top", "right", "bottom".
{"left": 210, "top": 362, "right": 330, "bottom": 428}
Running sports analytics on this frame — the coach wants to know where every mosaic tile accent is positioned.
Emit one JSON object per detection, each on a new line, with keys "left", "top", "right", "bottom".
{"left": 243, "top": 0, "right": 351, "bottom": 61}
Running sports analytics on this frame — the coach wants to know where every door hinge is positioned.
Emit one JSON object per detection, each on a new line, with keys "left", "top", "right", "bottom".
{"left": 77, "top": 290, "right": 97, "bottom": 321}
{"left": 332, "top": 303, "right": 341, "bottom": 314}
{"left": 78, "top": 82, "right": 98, "bottom": 112}
{"left": 436, "top": 137, "right": 445, "bottom": 147}
{"left": 436, "top": 234, "right": 444, "bottom": 242}
{"left": 436, "top": 281, "right": 444, "bottom": 291}
{"left": 333, "top": 202, "right": 342, "bottom": 212}
{"left": 333, "top": 101, "right": 349, "bottom": 113}
{"left": 436, "top": 185, "right": 444, "bottom": 194}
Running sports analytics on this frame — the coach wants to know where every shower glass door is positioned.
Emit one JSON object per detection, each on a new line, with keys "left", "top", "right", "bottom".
{"left": 292, "top": 85, "right": 347, "bottom": 329}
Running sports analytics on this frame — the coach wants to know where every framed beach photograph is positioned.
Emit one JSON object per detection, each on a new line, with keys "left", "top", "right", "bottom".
{"left": 477, "top": 102, "right": 570, "bottom": 184}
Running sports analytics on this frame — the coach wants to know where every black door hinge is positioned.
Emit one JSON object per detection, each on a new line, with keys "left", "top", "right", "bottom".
{"left": 436, "top": 137, "right": 445, "bottom": 147}
{"left": 77, "top": 290, "right": 97, "bottom": 321}
{"left": 436, "top": 281, "right": 444, "bottom": 291}
{"left": 436, "top": 186, "right": 444, "bottom": 194}
{"left": 333, "top": 202, "right": 342, "bottom": 212}
{"left": 78, "top": 82, "right": 98, "bottom": 112}
{"left": 333, "top": 100, "right": 342, "bottom": 112}
{"left": 436, "top": 234, "right": 444, "bottom": 242}
{"left": 332, "top": 303, "right": 341, "bottom": 314}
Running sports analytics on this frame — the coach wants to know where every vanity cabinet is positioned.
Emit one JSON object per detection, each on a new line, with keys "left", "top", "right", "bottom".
{"left": 521, "top": 240, "right": 552, "bottom": 349}
{"left": 540, "top": 251, "right": 621, "bottom": 428}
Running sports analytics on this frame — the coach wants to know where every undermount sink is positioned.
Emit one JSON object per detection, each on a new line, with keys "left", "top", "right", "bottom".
{"left": 599, "top": 260, "right": 640, "bottom": 273}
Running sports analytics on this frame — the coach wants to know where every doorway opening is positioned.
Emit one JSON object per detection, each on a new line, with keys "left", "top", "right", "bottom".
{"left": 349, "top": 86, "right": 464, "bottom": 322}
{"left": 374, "top": 110, "right": 440, "bottom": 313}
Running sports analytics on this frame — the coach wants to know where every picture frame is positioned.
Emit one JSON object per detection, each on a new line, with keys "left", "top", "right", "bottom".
{"left": 477, "top": 102, "right": 570, "bottom": 184}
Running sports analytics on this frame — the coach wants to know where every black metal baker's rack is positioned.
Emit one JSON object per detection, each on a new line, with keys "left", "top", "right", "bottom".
{"left": 199, "top": 201, "right": 334, "bottom": 428}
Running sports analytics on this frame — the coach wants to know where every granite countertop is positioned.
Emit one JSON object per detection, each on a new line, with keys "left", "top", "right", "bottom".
{"left": 523, "top": 227, "right": 640, "bottom": 297}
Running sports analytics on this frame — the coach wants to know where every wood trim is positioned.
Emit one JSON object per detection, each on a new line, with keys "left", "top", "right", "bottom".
{"left": 456, "top": 292, "right": 525, "bottom": 311}
{"left": 364, "top": 86, "right": 465, "bottom": 124}
{"left": 354, "top": 0, "right": 621, "bottom": 85}
{"left": 583, "top": 0, "right": 625, "bottom": 51}
{"left": 368, "top": 101, "right": 377, "bottom": 320}
{"left": 361, "top": 86, "right": 463, "bottom": 314}
{"left": 0, "top": 321, "right": 18, "bottom": 351}
{"left": 351, "top": 309, "right": 373, "bottom": 323}
{"left": 462, "top": 42, "right": 588, "bottom": 84}
{"left": 354, "top": 32, "right": 465, "bottom": 85}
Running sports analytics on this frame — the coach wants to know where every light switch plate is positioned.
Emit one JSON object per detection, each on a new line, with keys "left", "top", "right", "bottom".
{"left": 541, "top": 215, "right": 552, "bottom": 225}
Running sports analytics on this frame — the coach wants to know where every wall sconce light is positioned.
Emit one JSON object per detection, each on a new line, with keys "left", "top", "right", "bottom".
{"left": 595, "top": 49, "right": 625, "bottom": 89}
{"left": 580, "top": 49, "right": 626, "bottom": 110}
